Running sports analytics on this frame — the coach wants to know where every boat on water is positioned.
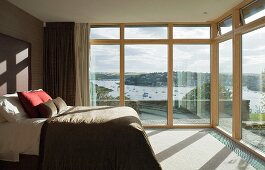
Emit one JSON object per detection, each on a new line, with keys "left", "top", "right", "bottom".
{"left": 143, "top": 92, "right": 149, "bottom": 97}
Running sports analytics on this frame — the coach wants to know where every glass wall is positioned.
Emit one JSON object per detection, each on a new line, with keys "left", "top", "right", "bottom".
{"left": 89, "top": 24, "right": 211, "bottom": 126}
{"left": 125, "top": 45, "right": 168, "bottom": 125}
{"left": 173, "top": 45, "right": 211, "bottom": 124}
{"left": 90, "top": 45, "right": 120, "bottom": 106}
{"left": 242, "top": 26, "right": 265, "bottom": 154}
{"left": 88, "top": 0, "right": 265, "bottom": 157}
{"left": 218, "top": 39, "right": 233, "bottom": 134}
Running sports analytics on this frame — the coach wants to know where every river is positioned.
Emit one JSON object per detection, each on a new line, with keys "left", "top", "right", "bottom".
{"left": 92, "top": 80, "right": 265, "bottom": 113}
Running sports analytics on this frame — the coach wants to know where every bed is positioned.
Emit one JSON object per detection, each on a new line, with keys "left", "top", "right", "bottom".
{"left": 0, "top": 94, "right": 161, "bottom": 170}
{"left": 0, "top": 33, "right": 161, "bottom": 169}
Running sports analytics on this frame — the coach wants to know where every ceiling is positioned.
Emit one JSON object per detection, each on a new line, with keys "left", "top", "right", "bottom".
{"left": 8, "top": 0, "right": 244, "bottom": 23}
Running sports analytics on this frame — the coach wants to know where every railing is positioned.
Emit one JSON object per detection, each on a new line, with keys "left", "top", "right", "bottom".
{"left": 94, "top": 99, "right": 250, "bottom": 120}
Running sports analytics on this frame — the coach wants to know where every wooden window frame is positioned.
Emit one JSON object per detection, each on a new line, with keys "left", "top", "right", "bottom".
{"left": 89, "top": 0, "right": 265, "bottom": 160}
{"left": 90, "top": 23, "right": 211, "bottom": 128}
{"left": 213, "top": 0, "right": 265, "bottom": 160}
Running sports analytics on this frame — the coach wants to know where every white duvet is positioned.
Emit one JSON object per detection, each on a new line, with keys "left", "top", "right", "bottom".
{"left": 0, "top": 118, "right": 47, "bottom": 162}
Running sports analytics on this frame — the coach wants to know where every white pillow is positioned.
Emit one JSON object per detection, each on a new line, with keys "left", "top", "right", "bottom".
{"left": 0, "top": 94, "right": 27, "bottom": 122}
{"left": 0, "top": 94, "right": 18, "bottom": 122}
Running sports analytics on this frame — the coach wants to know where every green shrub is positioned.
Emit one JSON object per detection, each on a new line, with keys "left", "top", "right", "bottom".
{"left": 250, "top": 113, "right": 265, "bottom": 121}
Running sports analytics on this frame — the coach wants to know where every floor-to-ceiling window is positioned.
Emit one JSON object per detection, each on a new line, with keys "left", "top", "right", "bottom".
{"left": 124, "top": 26, "right": 168, "bottom": 125}
{"left": 218, "top": 39, "right": 233, "bottom": 134}
{"left": 90, "top": 45, "right": 120, "bottom": 106}
{"left": 173, "top": 44, "right": 211, "bottom": 124}
{"left": 125, "top": 44, "right": 168, "bottom": 125}
{"left": 88, "top": 0, "right": 265, "bottom": 159}
{"left": 89, "top": 26, "right": 120, "bottom": 106}
{"left": 240, "top": 0, "right": 265, "bottom": 155}
{"left": 173, "top": 26, "right": 211, "bottom": 125}
{"left": 90, "top": 24, "right": 211, "bottom": 126}
{"left": 213, "top": 0, "right": 265, "bottom": 158}
{"left": 215, "top": 0, "right": 265, "bottom": 157}
{"left": 242, "top": 26, "right": 265, "bottom": 154}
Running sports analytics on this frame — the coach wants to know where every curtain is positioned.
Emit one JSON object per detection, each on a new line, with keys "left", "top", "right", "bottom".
{"left": 43, "top": 22, "right": 76, "bottom": 106}
{"left": 74, "top": 23, "right": 90, "bottom": 106}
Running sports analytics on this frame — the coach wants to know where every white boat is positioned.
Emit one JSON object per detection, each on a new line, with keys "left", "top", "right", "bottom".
{"left": 143, "top": 92, "right": 149, "bottom": 97}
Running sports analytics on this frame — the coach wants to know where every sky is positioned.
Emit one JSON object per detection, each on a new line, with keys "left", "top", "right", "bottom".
{"left": 242, "top": 26, "right": 265, "bottom": 74}
{"left": 90, "top": 24, "right": 265, "bottom": 74}
{"left": 173, "top": 27, "right": 210, "bottom": 39}
{"left": 219, "top": 39, "right": 232, "bottom": 74}
{"left": 219, "top": 16, "right": 232, "bottom": 35}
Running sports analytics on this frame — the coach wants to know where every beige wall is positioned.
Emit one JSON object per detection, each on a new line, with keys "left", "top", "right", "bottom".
{"left": 0, "top": 0, "right": 43, "bottom": 89}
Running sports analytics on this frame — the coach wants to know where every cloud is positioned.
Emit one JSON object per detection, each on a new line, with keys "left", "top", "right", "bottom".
{"left": 173, "top": 27, "right": 210, "bottom": 39}
{"left": 125, "top": 27, "right": 167, "bottom": 39}
{"left": 90, "top": 27, "right": 119, "bottom": 39}
{"left": 173, "top": 45, "right": 210, "bottom": 73}
{"left": 91, "top": 44, "right": 211, "bottom": 73}
{"left": 242, "top": 26, "right": 265, "bottom": 74}
{"left": 124, "top": 45, "right": 149, "bottom": 56}
{"left": 219, "top": 39, "right": 233, "bottom": 73}
{"left": 90, "top": 45, "right": 120, "bottom": 72}
{"left": 91, "top": 45, "right": 168, "bottom": 73}
{"left": 125, "top": 45, "right": 167, "bottom": 73}
{"left": 245, "top": 9, "right": 265, "bottom": 24}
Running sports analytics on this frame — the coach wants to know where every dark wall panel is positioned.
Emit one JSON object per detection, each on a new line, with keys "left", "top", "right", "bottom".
{"left": 0, "top": 0, "right": 43, "bottom": 90}
{"left": 0, "top": 33, "right": 31, "bottom": 95}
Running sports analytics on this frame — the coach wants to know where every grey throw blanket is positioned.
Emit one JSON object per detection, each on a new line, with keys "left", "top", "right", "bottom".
{"left": 39, "top": 106, "right": 161, "bottom": 170}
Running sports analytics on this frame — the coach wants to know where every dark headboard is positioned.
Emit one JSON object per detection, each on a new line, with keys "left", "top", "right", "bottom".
{"left": 0, "top": 33, "right": 31, "bottom": 95}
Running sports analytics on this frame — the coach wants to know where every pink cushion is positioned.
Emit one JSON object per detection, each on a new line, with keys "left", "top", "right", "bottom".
{"left": 33, "top": 90, "right": 52, "bottom": 102}
{"left": 17, "top": 91, "right": 43, "bottom": 118}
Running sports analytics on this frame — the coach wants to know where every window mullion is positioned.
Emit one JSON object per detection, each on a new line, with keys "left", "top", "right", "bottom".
{"left": 120, "top": 24, "right": 125, "bottom": 106}
{"left": 168, "top": 23, "right": 173, "bottom": 127}
{"left": 211, "top": 22, "right": 219, "bottom": 128}
{"left": 232, "top": 9, "right": 242, "bottom": 140}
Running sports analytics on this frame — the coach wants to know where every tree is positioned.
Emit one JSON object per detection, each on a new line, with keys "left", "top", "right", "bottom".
{"left": 95, "top": 84, "right": 114, "bottom": 100}
{"left": 182, "top": 82, "right": 232, "bottom": 100}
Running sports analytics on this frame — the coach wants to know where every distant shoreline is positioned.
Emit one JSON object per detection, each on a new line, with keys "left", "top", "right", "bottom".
{"left": 92, "top": 79, "right": 265, "bottom": 114}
